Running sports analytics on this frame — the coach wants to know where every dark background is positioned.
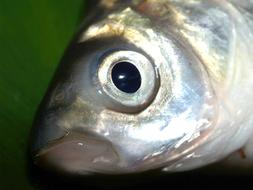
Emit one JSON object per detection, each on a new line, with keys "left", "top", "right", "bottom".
{"left": 0, "top": 0, "right": 252, "bottom": 189}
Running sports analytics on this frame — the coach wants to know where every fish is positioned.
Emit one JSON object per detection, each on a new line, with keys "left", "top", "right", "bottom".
{"left": 30, "top": 0, "right": 253, "bottom": 175}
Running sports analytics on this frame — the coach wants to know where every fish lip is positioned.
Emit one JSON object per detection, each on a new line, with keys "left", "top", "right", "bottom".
{"left": 33, "top": 132, "right": 122, "bottom": 175}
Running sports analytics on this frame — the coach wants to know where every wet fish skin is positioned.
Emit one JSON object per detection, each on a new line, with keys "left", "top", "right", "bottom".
{"left": 31, "top": 0, "right": 253, "bottom": 174}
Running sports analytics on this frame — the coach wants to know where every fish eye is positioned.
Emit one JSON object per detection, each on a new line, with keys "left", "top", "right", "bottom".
{"left": 98, "top": 50, "right": 159, "bottom": 112}
{"left": 111, "top": 61, "right": 141, "bottom": 94}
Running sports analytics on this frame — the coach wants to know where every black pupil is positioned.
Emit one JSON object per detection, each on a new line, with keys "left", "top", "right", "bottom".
{"left": 111, "top": 62, "right": 141, "bottom": 93}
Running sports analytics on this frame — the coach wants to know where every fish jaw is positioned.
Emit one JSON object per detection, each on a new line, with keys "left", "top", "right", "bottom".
{"left": 33, "top": 132, "right": 123, "bottom": 175}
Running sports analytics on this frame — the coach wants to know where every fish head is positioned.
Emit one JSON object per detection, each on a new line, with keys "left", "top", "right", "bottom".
{"left": 31, "top": 4, "right": 250, "bottom": 175}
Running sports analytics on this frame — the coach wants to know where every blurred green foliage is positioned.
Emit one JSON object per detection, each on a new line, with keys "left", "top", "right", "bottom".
{"left": 0, "top": 0, "right": 85, "bottom": 189}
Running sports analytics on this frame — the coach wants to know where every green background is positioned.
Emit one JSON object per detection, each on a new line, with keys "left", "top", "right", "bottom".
{"left": 0, "top": 0, "right": 85, "bottom": 189}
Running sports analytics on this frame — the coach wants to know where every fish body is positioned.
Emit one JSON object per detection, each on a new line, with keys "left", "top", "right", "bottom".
{"left": 31, "top": 0, "right": 253, "bottom": 174}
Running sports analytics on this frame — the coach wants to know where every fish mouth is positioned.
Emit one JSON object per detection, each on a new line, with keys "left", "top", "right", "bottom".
{"left": 33, "top": 132, "right": 121, "bottom": 175}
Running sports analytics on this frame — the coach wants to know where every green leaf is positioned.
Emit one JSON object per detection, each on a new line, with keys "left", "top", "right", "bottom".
{"left": 0, "top": 0, "right": 85, "bottom": 189}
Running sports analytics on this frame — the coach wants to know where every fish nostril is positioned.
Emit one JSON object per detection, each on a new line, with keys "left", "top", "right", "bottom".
{"left": 111, "top": 62, "right": 141, "bottom": 93}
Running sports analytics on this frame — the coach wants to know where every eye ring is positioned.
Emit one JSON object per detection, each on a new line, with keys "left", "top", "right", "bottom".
{"left": 98, "top": 50, "right": 159, "bottom": 111}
